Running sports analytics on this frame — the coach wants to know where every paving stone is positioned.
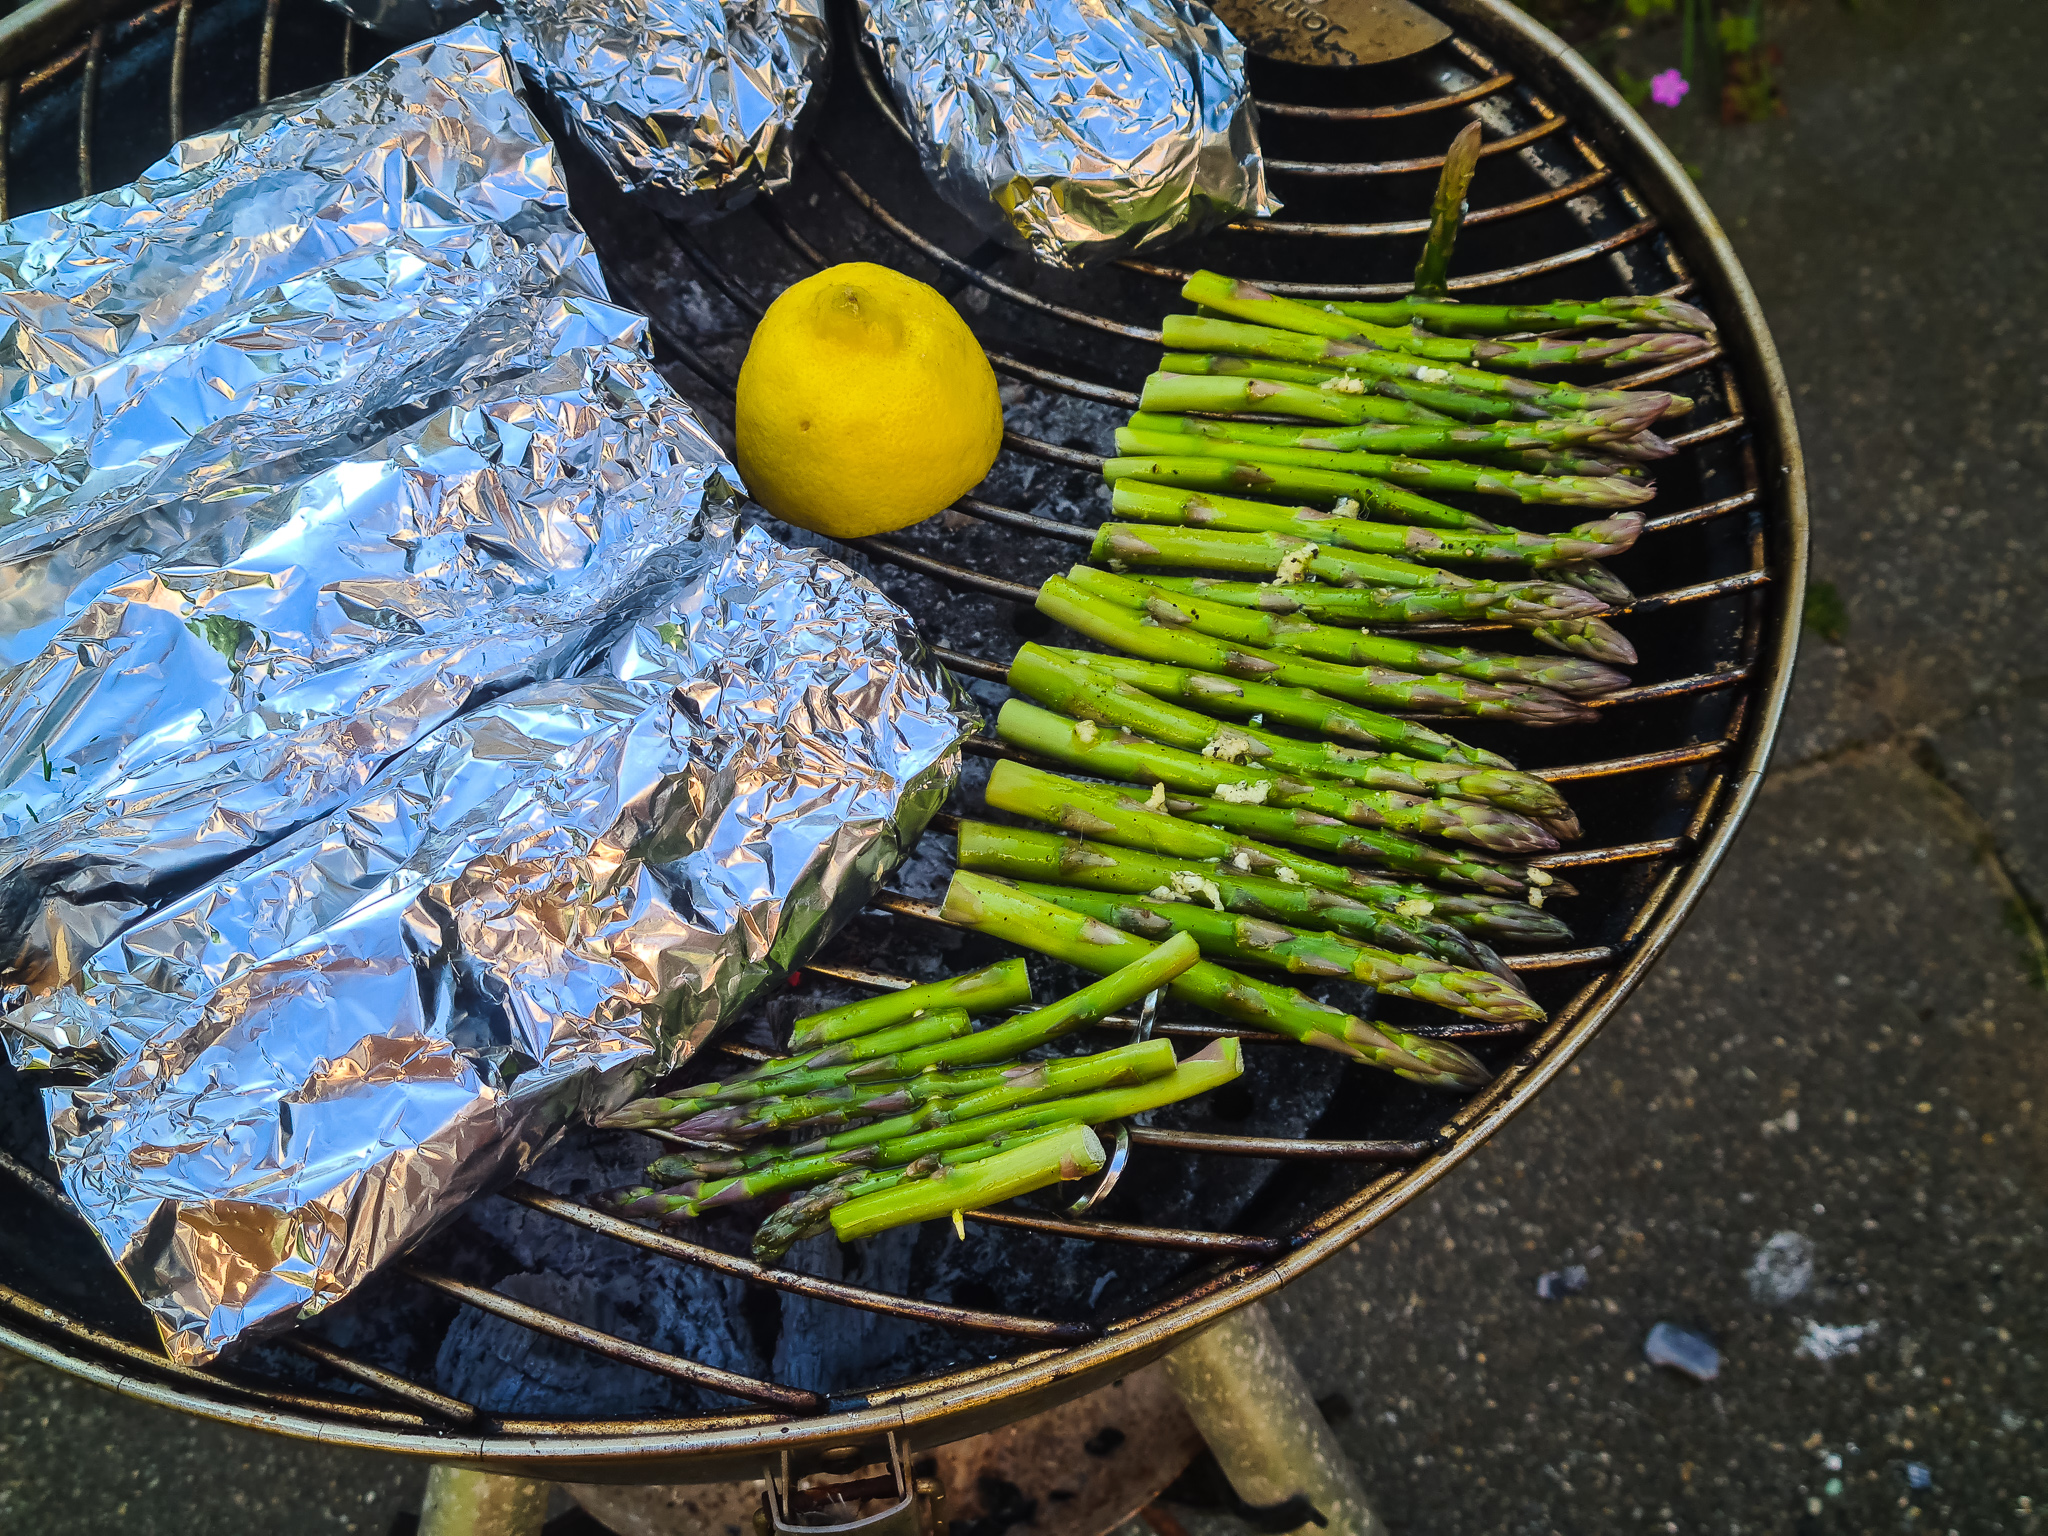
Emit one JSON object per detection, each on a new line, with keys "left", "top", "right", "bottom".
{"left": 1272, "top": 748, "right": 2048, "bottom": 1534}
{"left": 1664, "top": 0, "right": 2048, "bottom": 762}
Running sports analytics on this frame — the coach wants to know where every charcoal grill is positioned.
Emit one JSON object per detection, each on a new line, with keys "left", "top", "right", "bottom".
{"left": 0, "top": 0, "right": 1806, "bottom": 1489}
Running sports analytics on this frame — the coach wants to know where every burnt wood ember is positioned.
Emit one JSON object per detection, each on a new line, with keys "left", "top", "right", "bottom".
{"left": 0, "top": 0, "right": 1802, "bottom": 1478}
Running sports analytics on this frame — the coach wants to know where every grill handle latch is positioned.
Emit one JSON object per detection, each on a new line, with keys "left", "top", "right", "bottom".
{"left": 757, "top": 1432, "right": 946, "bottom": 1536}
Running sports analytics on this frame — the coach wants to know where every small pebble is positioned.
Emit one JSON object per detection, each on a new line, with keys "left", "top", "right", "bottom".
{"left": 1643, "top": 1322, "right": 1721, "bottom": 1382}
{"left": 1535, "top": 1265, "right": 1589, "bottom": 1301}
{"left": 1906, "top": 1463, "right": 1932, "bottom": 1490}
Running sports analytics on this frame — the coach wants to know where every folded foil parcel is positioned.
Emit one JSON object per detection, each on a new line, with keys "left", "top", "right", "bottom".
{"left": 857, "top": 0, "right": 1275, "bottom": 268}
{"left": 315, "top": 0, "right": 831, "bottom": 220}
{"left": 0, "top": 22, "right": 970, "bottom": 1365}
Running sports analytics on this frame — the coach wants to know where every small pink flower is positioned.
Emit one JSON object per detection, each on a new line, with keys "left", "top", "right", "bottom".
{"left": 1649, "top": 69, "right": 1691, "bottom": 108}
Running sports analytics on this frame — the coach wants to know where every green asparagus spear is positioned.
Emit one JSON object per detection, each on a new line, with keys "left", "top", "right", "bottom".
{"left": 942, "top": 874, "right": 1485, "bottom": 1086}
{"left": 829, "top": 1124, "right": 1109, "bottom": 1244}
{"left": 998, "top": 695, "right": 1558, "bottom": 854}
{"left": 1011, "top": 642, "right": 1588, "bottom": 817}
{"left": 635, "top": 1046, "right": 1215, "bottom": 1213}
{"left": 672, "top": 1065, "right": 1032, "bottom": 1144}
{"left": 1104, "top": 443, "right": 1650, "bottom": 514}
{"left": 1040, "top": 648, "right": 1511, "bottom": 767}
{"left": 602, "top": 946, "right": 1196, "bottom": 1138}
{"left": 1038, "top": 576, "right": 1600, "bottom": 727}
{"left": 983, "top": 757, "right": 1556, "bottom": 901}
{"left": 1324, "top": 294, "right": 1714, "bottom": 336}
{"left": 624, "top": 1136, "right": 1039, "bottom": 1234}
{"left": 1180, "top": 272, "right": 1713, "bottom": 375}
{"left": 1477, "top": 446, "right": 1657, "bottom": 480}
{"left": 1138, "top": 369, "right": 1668, "bottom": 440}
{"left": 1107, "top": 480, "right": 1643, "bottom": 573}
{"left": 652, "top": 1041, "right": 1247, "bottom": 1212}
{"left": 1165, "top": 310, "right": 1687, "bottom": 411}
{"left": 1061, "top": 568, "right": 1623, "bottom": 704}
{"left": 1133, "top": 573, "right": 1576, "bottom": 630}
{"left": 1112, "top": 426, "right": 1653, "bottom": 510}
{"left": 981, "top": 758, "right": 1552, "bottom": 900}
{"left": 1016, "top": 882, "right": 1541, "bottom": 1028}
{"left": 654, "top": 1039, "right": 1180, "bottom": 1181}
{"left": 784, "top": 958, "right": 1032, "bottom": 1052}
{"left": 1413, "top": 121, "right": 1482, "bottom": 299}
{"left": 1124, "top": 404, "right": 1649, "bottom": 460}
{"left": 751, "top": 1144, "right": 1015, "bottom": 1260}
{"left": 612, "top": 938, "right": 1200, "bottom": 1135}
{"left": 598, "top": 1009, "right": 976, "bottom": 1130}
{"left": 958, "top": 818, "right": 1515, "bottom": 976}
{"left": 1091, "top": 528, "right": 1637, "bottom": 667}
{"left": 1161, "top": 350, "right": 1577, "bottom": 423}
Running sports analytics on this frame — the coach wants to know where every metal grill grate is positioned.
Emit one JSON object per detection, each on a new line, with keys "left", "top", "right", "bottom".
{"left": 0, "top": 0, "right": 1804, "bottom": 1482}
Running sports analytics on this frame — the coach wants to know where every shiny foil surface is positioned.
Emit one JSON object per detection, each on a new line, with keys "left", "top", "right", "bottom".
{"left": 314, "top": 0, "right": 831, "bottom": 219}
{"left": 0, "top": 22, "right": 970, "bottom": 1364}
{"left": 856, "top": 0, "right": 1275, "bottom": 268}
{"left": 502, "top": 0, "right": 832, "bottom": 218}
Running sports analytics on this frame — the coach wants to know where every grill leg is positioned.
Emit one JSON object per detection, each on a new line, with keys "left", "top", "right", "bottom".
{"left": 1162, "top": 1301, "right": 1385, "bottom": 1536}
{"left": 417, "top": 1465, "right": 551, "bottom": 1536}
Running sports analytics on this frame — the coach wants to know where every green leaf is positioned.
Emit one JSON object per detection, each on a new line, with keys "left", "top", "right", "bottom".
{"left": 1802, "top": 581, "right": 1848, "bottom": 645}
{"left": 1718, "top": 13, "right": 1759, "bottom": 52}
{"left": 656, "top": 621, "right": 688, "bottom": 650}
{"left": 1611, "top": 64, "right": 1654, "bottom": 107}
{"left": 186, "top": 613, "right": 258, "bottom": 669}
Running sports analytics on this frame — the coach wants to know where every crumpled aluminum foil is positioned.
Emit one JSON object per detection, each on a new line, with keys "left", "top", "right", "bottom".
{"left": 856, "top": 0, "right": 1276, "bottom": 268}
{"left": 502, "top": 0, "right": 832, "bottom": 218}
{"left": 0, "top": 20, "right": 971, "bottom": 1364}
{"left": 312, "top": 0, "right": 830, "bottom": 220}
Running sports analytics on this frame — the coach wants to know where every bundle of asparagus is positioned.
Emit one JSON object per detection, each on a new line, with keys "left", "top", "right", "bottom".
{"left": 595, "top": 134, "right": 1697, "bottom": 1269}
{"left": 930, "top": 131, "right": 1703, "bottom": 1078}
{"left": 597, "top": 944, "right": 1248, "bottom": 1259}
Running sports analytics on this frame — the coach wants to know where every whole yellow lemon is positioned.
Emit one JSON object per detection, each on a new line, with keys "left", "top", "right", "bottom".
{"left": 735, "top": 263, "right": 1003, "bottom": 540}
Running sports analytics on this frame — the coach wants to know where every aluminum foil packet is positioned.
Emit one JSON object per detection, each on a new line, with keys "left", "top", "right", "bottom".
{"left": 856, "top": 0, "right": 1276, "bottom": 269}
{"left": 0, "top": 21, "right": 971, "bottom": 1364}
{"left": 313, "top": 0, "right": 830, "bottom": 220}
{"left": 502, "top": 0, "right": 832, "bottom": 219}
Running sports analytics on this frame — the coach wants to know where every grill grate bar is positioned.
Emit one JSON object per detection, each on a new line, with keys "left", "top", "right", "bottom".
{"left": 400, "top": 1266, "right": 824, "bottom": 1412}
{"left": 0, "top": 1279, "right": 439, "bottom": 1429}
{"left": 1251, "top": 72, "right": 1515, "bottom": 122}
{"left": 1584, "top": 667, "right": 1750, "bottom": 708}
{"left": 954, "top": 497, "right": 1095, "bottom": 544}
{"left": 283, "top": 1339, "right": 479, "bottom": 1423}
{"left": 1268, "top": 114, "right": 1566, "bottom": 176}
{"left": 1533, "top": 738, "right": 1731, "bottom": 783}
{"left": 500, "top": 1182, "right": 1100, "bottom": 1340}
{"left": 1533, "top": 837, "right": 1685, "bottom": 870}
{"left": 1502, "top": 945, "right": 1615, "bottom": 971}
{"left": 1627, "top": 568, "right": 1769, "bottom": 615}
{"left": 1004, "top": 430, "right": 1103, "bottom": 472}
{"left": 987, "top": 352, "right": 1138, "bottom": 408}
{"left": 1149, "top": 218, "right": 1663, "bottom": 300}
{"left": 1225, "top": 166, "right": 1611, "bottom": 239}
{"left": 857, "top": 539, "right": 1038, "bottom": 602}
{"left": 1133, "top": 1129, "right": 1439, "bottom": 1161}
{"left": 1607, "top": 346, "right": 1726, "bottom": 393}
{"left": 1645, "top": 489, "right": 1755, "bottom": 533}
{"left": 1663, "top": 415, "right": 1747, "bottom": 451}
{"left": 819, "top": 152, "right": 1162, "bottom": 342}
{"left": 967, "top": 1207, "right": 1284, "bottom": 1255}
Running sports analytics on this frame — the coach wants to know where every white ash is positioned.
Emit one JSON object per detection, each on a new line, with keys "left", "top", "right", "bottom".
{"left": 1746, "top": 1231, "right": 1816, "bottom": 1306}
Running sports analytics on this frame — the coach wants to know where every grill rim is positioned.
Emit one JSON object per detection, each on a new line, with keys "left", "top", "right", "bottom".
{"left": 0, "top": 0, "right": 1807, "bottom": 1481}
